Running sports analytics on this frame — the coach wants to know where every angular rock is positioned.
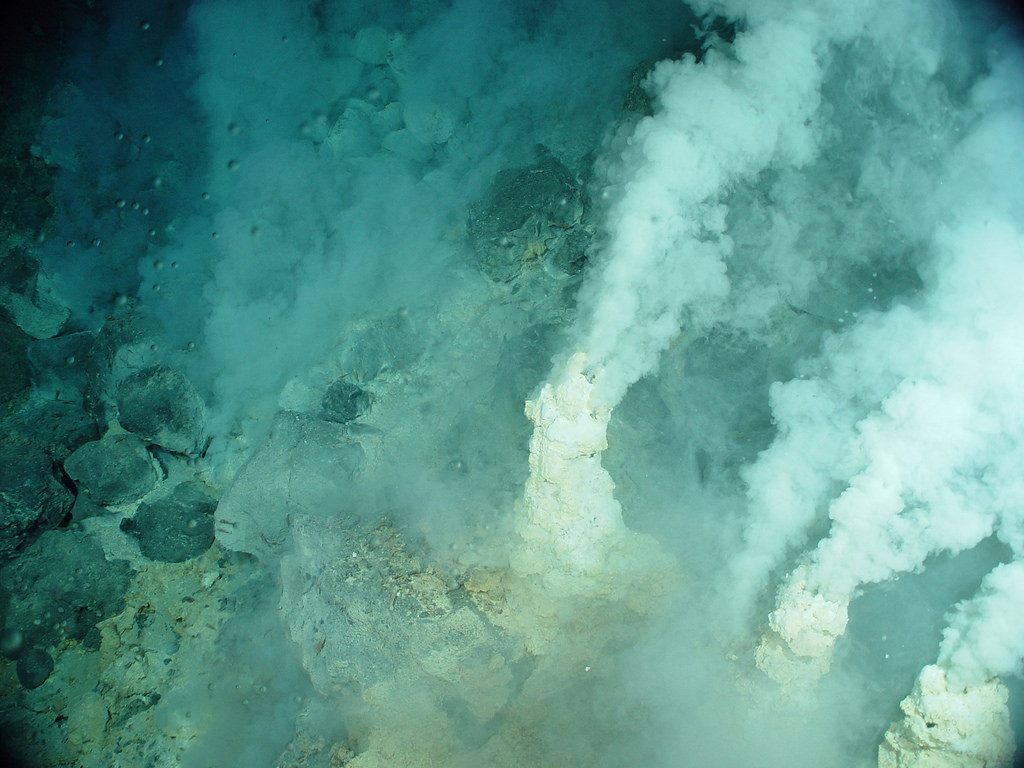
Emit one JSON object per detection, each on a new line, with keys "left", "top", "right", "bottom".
{"left": 82, "top": 306, "right": 165, "bottom": 422}
{"left": 0, "top": 529, "right": 133, "bottom": 650}
{"left": 215, "top": 411, "right": 365, "bottom": 560}
{"left": 622, "top": 59, "right": 657, "bottom": 117}
{"left": 116, "top": 365, "right": 206, "bottom": 455}
{"left": 0, "top": 318, "right": 31, "bottom": 418}
{"left": 280, "top": 517, "right": 514, "bottom": 703}
{"left": 0, "top": 440, "right": 74, "bottom": 561}
{"left": 70, "top": 493, "right": 109, "bottom": 521}
{"left": 121, "top": 481, "right": 218, "bottom": 562}
{"left": 26, "top": 330, "right": 94, "bottom": 403}
{"left": 63, "top": 432, "right": 157, "bottom": 506}
{"left": 321, "top": 379, "right": 371, "bottom": 424}
{"left": 468, "top": 155, "right": 586, "bottom": 282}
{"left": 0, "top": 399, "right": 98, "bottom": 559}
{"left": 879, "top": 665, "right": 1015, "bottom": 768}
{"left": 0, "top": 248, "right": 69, "bottom": 339}
{"left": 2, "top": 399, "right": 99, "bottom": 465}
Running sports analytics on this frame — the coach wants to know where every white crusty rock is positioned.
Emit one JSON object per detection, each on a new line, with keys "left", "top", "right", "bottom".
{"left": 755, "top": 571, "right": 849, "bottom": 687}
{"left": 511, "top": 353, "right": 671, "bottom": 596}
{"left": 878, "top": 664, "right": 1015, "bottom": 768}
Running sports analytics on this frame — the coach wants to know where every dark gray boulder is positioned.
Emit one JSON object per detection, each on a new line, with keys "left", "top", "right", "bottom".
{"left": 6, "top": 400, "right": 99, "bottom": 464}
{"left": 116, "top": 365, "right": 206, "bottom": 456}
{"left": 121, "top": 481, "right": 217, "bottom": 562}
{"left": 0, "top": 529, "right": 133, "bottom": 651}
{"left": 321, "top": 379, "right": 371, "bottom": 424}
{"left": 63, "top": 432, "right": 157, "bottom": 506}
{"left": 468, "top": 155, "right": 587, "bottom": 282}
{"left": 1, "top": 403, "right": 98, "bottom": 468}
{"left": 0, "top": 441, "right": 74, "bottom": 562}
{"left": 82, "top": 307, "right": 165, "bottom": 423}
{"left": 0, "top": 399, "right": 99, "bottom": 559}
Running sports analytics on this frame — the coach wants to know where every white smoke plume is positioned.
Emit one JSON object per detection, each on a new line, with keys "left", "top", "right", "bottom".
{"left": 573, "top": 9, "right": 825, "bottom": 407}
{"left": 721, "top": 13, "right": 1024, "bottom": 621}
{"left": 940, "top": 560, "right": 1024, "bottom": 688}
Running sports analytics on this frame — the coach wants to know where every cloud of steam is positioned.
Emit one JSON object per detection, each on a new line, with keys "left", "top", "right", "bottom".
{"left": 940, "top": 560, "right": 1024, "bottom": 687}
{"left": 574, "top": 12, "right": 825, "bottom": 405}
{"left": 570, "top": 0, "right": 977, "bottom": 408}
{"left": 725, "top": 39, "right": 1024, "bottom": 643}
